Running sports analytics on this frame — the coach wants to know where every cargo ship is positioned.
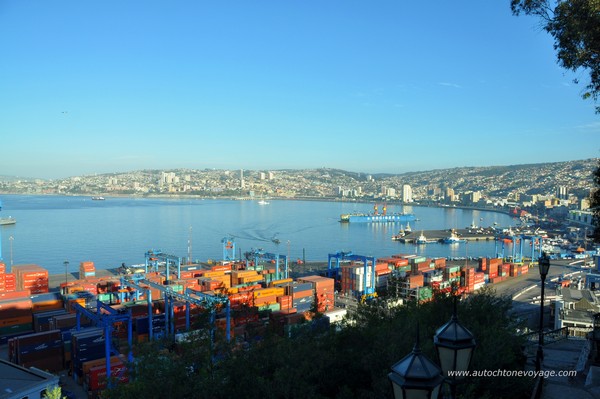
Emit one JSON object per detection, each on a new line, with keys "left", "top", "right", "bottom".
{"left": 340, "top": 204, "right": 416, "bottom": 223}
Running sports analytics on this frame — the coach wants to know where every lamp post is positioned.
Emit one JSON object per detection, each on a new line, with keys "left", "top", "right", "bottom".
{"left": 9, "top": 236, "right": 13, "bottom": 267}
{"left": 388, "top": 325, "right": 445, "bottom": 399}
{"left": 434, "top": 297, "right": 476, "bottom": 399}
{"left": 536, "top": 252, "right": 551, "bottom": 372}
{"left": 64, "top": 260, "right": 69, "bottom": 288}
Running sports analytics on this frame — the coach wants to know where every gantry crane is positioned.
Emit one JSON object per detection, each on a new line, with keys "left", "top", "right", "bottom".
{"left": 71, "top": 301, "right": 133, "bottom": 388}
{"left": 245, "top": 248, "right": 289, "bottom": 281}
{"left": 134, "top": 278, "right": 231, "bottom": 342}
{"left": 144, "top": 249, "right": 182, "bottom": 281}
{"left": 327, "top": 251, "right": 377, "bottom": 300}
{"left": 222, "top": 236, "right": 236, "bottom": 262}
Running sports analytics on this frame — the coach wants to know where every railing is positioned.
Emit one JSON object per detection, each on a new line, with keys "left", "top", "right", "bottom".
{"left": 522, "top": 327, "right": 570, "bottom": 346}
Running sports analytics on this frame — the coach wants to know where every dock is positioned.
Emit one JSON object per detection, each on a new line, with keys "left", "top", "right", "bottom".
{"left": 396, "top": 228, "right": 496, "bottom": 244}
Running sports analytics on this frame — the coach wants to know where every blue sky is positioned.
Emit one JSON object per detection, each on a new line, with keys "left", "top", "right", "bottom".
{"left": 1, "top": 1, "right": 598, "bottom": 179}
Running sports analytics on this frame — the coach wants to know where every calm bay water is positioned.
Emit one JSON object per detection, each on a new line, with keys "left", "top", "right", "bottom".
{"left": 0, "top": 195, "right": 518, "bottom": 275}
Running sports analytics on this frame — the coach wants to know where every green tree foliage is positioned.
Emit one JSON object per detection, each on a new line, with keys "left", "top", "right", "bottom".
{"left": 42, "top": 386, "right": 64, "bottom": 399}
{"left": 511, "top": 0, "right": 600, "bottom": 112}
{"left": 105, "top": 288, "right": 533, "bottom": 399}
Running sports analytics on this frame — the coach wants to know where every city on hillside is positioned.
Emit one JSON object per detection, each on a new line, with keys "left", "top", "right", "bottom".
{"left": 0, "top": 158, "right": 597, "bottom": 241}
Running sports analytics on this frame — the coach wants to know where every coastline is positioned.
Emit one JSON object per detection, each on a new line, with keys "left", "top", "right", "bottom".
{"left": 0, "top": 191, "right": 516, "bottom": 219}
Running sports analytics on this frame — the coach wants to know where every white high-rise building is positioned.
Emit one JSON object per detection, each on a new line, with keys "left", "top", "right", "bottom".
{"left": 402, "top": 184, "right": 413, "bottom": 202}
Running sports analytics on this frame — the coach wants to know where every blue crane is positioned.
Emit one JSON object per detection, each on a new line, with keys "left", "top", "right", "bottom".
{"left": 327, "top": 251, "right": 377, "bottom": 299}
{"left": 137, "top": 278, "right": 231, "bottom": 342}
{"left": 71, "top": 301, "right": 133, "bottom": 388}
{"left": 494, "top": 234, "right": 543, "bottom": 263}
{"left": 222, "top": 236, "right": 236, "bottom": 262}
{"left": 245, "top": 248, "right": 289, "bottom": 281}
{"left": 144, "top": 249, "right": 182, "bottom": 281}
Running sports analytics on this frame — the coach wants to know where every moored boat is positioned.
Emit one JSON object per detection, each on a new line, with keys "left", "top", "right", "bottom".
{"left": 441, "top": 229, "right": 466, "bottom": 244}
{"left": 0, "top": 217, "right": 16, "bottom": 226}
{"left": 415, "top": 231, "right": 428, "bottom": 245}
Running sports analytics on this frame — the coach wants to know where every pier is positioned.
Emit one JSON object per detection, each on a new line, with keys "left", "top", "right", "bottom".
{"left": 395, "top": 228, "right": 497, "bottom": 244}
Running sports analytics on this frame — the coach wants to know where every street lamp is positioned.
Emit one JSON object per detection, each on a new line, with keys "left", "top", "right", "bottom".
{"left": 9, "top": 236, "right": 13, "bottom": 266}
{"left": 434, "top": 298, "right": 476, "bottom": 399}
{"left": 64, "top": 260, "right": 69, "bottom": 288}
{"left": 536, "top": 252, "right": 551, "bottom": 372}
{"left": 388, "top": 325, "right": 444, "bottom": 399}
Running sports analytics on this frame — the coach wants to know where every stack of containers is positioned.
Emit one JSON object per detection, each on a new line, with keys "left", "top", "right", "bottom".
{"left": 297, "top": 276, "right": 335, "bottom": 313}
{"left": 31, "top": 292, "right": 63, "bottom": 313}
{"left": 12, "top": 264, "right": 49, "bottom": 294}
{"left": 0, "top": 293, "right": 33, "bottom": 340}
{"left": 422, "top": 269, "right": 444, "bottom": 285}
{"left": 82, "top": 355, "right": 128, "bottom": 395}
{"left": 228, "top": 291, "right": 254, "bottom": 309}
{"left": 433, "top": 258, "right": 447, "bottom": 269}
{"left": 411, "top": 258, "right": 432, "bottom": 275}
{"left": 509, "top": 263, "right": 520, "bottom": 277}
{"left": 473, "top": 272, "right": 486, "bottom": 291}
{"left": 71, "top": 328, "right": 106, "bottom": 383}
{"left": 501, "top": 263, "right": 510, "bottom": 277}
{"left": 374, "top": 263, "right": 392, "bottom": 288}
{"left": 340, "top": 263, "right": 372, "bottom": 297}
{"left": 253, "top": 287, "right": 284, "bottom": 312}
{"left": 461, "top": 267, "right": 475, "bottom": 293}
{"left": 288, "top": 282, "right": 314, "bottom": 313}
{"left": 79, "top": 261, "right": 96, "bottom": 279}
{"left": 33, "top": 309, "right": 68, "bottom": 332}
{"left": 407, "top": 273, "right": 424, "bottom": 288}
{"left": 232, "top": 270, "right": 264, "bottom": 286}
{"left": 8, "top": 330, "right": 63, "bottom": 372}
{"left": 0, "top": 261, "right": 16, "bottom": 292}
{"left": 444, "top": 265, "right": 461, "bottom": 284}
{"left": 479, "top": 258, "right": 488, "bottom": 272}
{"left": 390, "top": 255, "right": 411, "bottom": 273}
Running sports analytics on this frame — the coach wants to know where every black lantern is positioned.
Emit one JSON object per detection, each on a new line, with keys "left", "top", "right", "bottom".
{"left": 538, "top": 252, "right": 550, "bottom": 278}
{"left": 434, "top": 298, "right": 476, "bottom": 398}
{"left": 536, "top": 252, "right": 551, "bottom": 372}
{"left": 388, "top": 328, "right": 444, "bottom": 399}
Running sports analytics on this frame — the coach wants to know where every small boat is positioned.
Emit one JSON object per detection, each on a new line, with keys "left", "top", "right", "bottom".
{"left": 258, "top": 200, "right": 270, "bottom": 205}
{"left": 0, "top": 217, "right": 16, "bottom": 226}
{"left": 404, "top": 222, "right": 412, "bottom": 233}
{"left": 391, "top": 225, "right": 406, "bottom": 241}
{"left": 92, "top": 196, "right": 105, "bottom": 200}
{"left": 415, "top": 231, "right": 428, "bottom": 245}
{"left": 442, "top": 229, "right": 466, "bottom": 244}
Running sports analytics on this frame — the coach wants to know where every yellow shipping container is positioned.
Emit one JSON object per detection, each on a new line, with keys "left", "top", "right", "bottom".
{"left": 203, "top": 271, "right": 226, "bottom": 278}
{"left": 269, "top": 278, "right": 293, "bottom": 287}
{"left": 240, "top": 275, "right": 264, "bottom": 284}
{"left": 253, "top": 287, "right": 285, "bottom": 298}
{"left": 232, "top": 270, "right": 259, "bottom": 278}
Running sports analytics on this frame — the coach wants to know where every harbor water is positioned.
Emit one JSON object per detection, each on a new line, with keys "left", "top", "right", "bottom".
{"left": 0, "top": 195, "right": 518, "bottom": 275}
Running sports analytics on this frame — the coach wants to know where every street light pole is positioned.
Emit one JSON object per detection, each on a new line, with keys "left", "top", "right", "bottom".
{"left": 536, "top": 252, "right": 551, "bottom": 372}
{"left": 64, "top": 260, "right": 69, "bottom": 288}
{"left": 9, "top": 236, "right": 13, "bottom": 267}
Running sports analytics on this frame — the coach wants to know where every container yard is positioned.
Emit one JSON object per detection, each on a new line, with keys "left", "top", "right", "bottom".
{"left": 0, "top": 236, "right": 548, "bottom": 398}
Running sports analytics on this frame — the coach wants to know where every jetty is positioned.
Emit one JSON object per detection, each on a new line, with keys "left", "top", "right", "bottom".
{"left": 396, "top": 228, "right": 496, "bottom": 244}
